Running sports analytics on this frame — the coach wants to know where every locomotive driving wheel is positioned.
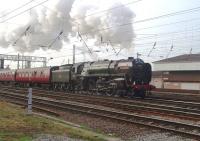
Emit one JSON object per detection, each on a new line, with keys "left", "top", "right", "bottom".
{"left": 88, "top": 79, "right": 96, "bottom": 91}
{"left": 134, "top": 89, "right": 146, "bottom": 99}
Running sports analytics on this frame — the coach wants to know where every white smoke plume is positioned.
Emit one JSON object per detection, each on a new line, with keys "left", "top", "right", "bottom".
{"left": 71, "top": 0, "right": 135, "bottom": 50}
{"left": 0, "top": 0, "right": 135, "bottom": 53}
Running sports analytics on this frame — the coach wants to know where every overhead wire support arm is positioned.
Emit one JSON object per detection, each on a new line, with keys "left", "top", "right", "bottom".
{"left": 48, "top": 30, "right": 63, "bottom": 48}
{"left": 189, "top": 48, "right": 193, "bottom": 55}
{"left": 78, "top": 32, "right": 92, "bottom": 54}
{"left": 166, "top": 44, "right": 173, "bottom": 58}
{"left": 108, "top": 40, "right": 117, "bottom": 55}
{"left": 147, "top": 42, "right": 156, "bottom": 57}
{"left": 12, "top": 25, "right": 31, "bottom": 46}
{"left": 116, "top": 48, "right": 122, "bottom": 56}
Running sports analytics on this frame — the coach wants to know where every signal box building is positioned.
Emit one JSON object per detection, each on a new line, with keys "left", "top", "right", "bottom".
{"left": 152, "top": 54, "right": 200, "bottom": 91}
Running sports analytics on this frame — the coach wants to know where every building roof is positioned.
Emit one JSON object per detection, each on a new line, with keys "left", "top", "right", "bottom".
{"left": 153, "top": 54, "right": 200, "bottom": 63}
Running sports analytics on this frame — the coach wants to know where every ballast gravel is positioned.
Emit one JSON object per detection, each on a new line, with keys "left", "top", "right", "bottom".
{"left": 59, "top": 111, "right": 198, "bottom": 141}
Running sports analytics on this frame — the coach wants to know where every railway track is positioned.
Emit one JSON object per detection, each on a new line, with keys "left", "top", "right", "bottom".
{"left": 1, "top": 86, "right": 200, "bottom": 139}
{"left": 1, "top": 85, "right": 200, "bottom": 108}
{"left": 1, "top": 85, "right": 200, "bottom": 118}
{"left": 149, "top": 90, "right": 200, "bottom": 102}
{"left": 1, "top": 85, "right": 200, "bottom": 122}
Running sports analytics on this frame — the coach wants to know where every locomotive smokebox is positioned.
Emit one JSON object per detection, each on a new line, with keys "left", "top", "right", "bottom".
{"left": 128, "top": 57, "right": 134, "bottom": 60}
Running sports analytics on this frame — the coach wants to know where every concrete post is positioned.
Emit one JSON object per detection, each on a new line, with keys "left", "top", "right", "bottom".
{"left": 27, "top": 88, "right": 32, "bottom": 115}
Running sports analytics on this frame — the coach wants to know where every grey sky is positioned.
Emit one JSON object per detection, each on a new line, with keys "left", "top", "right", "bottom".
{"left": 0, "top": 0, "right": 200, "bottom": 68}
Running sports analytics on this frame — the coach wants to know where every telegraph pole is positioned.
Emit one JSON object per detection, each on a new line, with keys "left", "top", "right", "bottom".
{"left": 22, "top": 53, "right": 24, "bottom": 69}
{"left": 73, "top": 45, "right": 75, "bottom": 64}
{"left": 17, "top": 53, "right": 20, "bottom": 69}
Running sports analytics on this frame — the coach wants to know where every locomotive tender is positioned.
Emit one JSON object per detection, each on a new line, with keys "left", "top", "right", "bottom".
{"left": 0, "top": 57, "right": 154, "bottom": 98}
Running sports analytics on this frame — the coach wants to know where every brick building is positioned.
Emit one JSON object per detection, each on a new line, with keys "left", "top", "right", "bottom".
{"left": 152, "top": 54, "right": 200, "bottom": 90}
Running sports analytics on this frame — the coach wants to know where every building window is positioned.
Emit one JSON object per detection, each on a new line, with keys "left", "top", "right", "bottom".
{"left": 163, "top": 71, "right": 169, "bottom": 75}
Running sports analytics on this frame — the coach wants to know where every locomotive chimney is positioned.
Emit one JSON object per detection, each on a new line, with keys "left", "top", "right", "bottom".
{"left": 128, "top": 57, "right": 134, "bottom": 60}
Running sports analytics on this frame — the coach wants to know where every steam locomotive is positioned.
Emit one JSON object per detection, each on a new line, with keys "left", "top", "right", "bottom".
{"left": 0, "top": 57, "right": 154, "bottom": 98}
